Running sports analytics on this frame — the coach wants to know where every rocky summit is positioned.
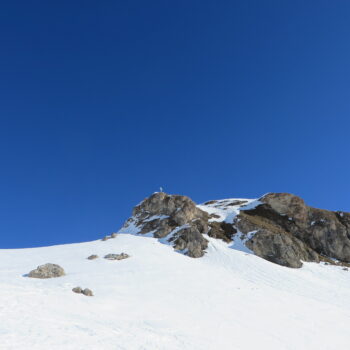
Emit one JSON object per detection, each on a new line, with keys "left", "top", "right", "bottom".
{"left": 120, "top": 192, "right": 209, "bottom": 258}
{"left": 119, "top": 192, "right": 350, "bottom": 268}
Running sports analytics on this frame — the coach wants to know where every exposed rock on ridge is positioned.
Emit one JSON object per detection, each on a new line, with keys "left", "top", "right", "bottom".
{"left": 121, "top": 192, "right": 209, "bottom": 258}
{"left": 120, "top": 191, "right": 350, "bottom": 268}
{"left": 237, "top": 193, "right": 350, "bottom": 267}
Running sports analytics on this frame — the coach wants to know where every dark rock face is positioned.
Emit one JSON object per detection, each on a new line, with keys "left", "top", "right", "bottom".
{"left": 171, "top": 226, "right": 208, "bottom": 258}
{"left": 121, "top": 192, "right": 209, "bottom": 258}
{"left": 28, "top": 263, "right": 65, "bottom": 279}
{"left": 237, "top": 192, "right": 350, "bottom": 267}
{"left": 262, "top": 193, "right": 350, "bottom": 262}
{"left": 243, "top": 225, "right": 319, "bottom": 268}
{"left": 208, "top": 221, "right": 237, "bottom": 243}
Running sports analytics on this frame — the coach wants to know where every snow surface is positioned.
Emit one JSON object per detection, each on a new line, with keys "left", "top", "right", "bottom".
{"left": 1, "top": 232, "right": 350, "bottom": 349}
{"left": 198, "top": 198, "right": 260, "bottom": 254}
{"left": 197, "top": 198, "right": 260, "bottom": 224}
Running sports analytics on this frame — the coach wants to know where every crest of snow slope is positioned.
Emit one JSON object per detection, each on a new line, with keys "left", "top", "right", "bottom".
{"left": 197, "top": 197, "right": 261, "bottom": 253}
{"left": 119, "top": 197, "right": 261, "bottom": 254}
{"left": 197, "top": 198, "right": 260, "bottom": 224}
{"left": 1, "top": 233, "right": 350, "bottom": 350}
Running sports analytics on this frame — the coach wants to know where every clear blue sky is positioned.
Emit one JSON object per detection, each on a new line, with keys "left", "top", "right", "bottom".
{"left": 1, "top": 1, "right": 350, "bottom": 248}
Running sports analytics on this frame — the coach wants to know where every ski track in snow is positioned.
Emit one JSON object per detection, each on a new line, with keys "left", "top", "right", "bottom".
{"left": 1, "top": 231, "right": 350, "bottom": 349}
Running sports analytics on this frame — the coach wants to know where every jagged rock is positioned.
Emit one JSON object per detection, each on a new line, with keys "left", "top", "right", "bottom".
{"left": 82, "top": 288, "right": 93, "bottom": 296}
{"left": 303, "top": 212, "right": 350, "bottom": 262}
{"left": 236, "top": 192, "right": 350, "bottom": 267}
{"left": 261, "top": 193, "right": 309, "bottom": 222}
{"left": 101, "top": 236, "right": 109, "bottom": 241}
{"left": 249, "top": 231, "right": 318, "bottom": 268}
{"left": 120, "top": 191, "right": 350, "bottom": 268}
{"left": 121, "top": 192, "right": 209, "bottom": 258}
{"left": 208, "top": 221, "right": 237, "bottom": 243}
{"left": 236, "top": 211, "right": 319, "bottom": 268}
{"left": 87, "top": 255, "right": 98, "bottom": 260}
{"left": 104, "top": 253, "right": 130, "bottom": 260}
{"left": 172, "top": 226, "right": 208, "bottom": 258}
{"left": 28, "top": 263, "right": 65, "bottom": 279}
{"left": 111, "top": 233, "right": 118, "bottom": 238}
{"left": 133, "top": 192, "right": 206, "bottom": 221}
{"left": 260, "top": 193, "right": 350, "bottom": 263}
{"left": 72, "top": 286, "right": 83, "bottom": 294}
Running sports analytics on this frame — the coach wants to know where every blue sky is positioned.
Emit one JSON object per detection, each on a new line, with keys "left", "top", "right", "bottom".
{"left": 1, "top": 1, "right": 350, "bottom": 248}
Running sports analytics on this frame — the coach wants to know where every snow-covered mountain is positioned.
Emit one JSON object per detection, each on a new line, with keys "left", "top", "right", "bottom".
{"left": 1, "top": 192, "right": 350, "bottom": 349}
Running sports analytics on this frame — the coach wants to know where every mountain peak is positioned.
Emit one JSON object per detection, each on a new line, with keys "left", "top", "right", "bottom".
{"left": 120, "top": 192, "right": 350, "bottom": 268}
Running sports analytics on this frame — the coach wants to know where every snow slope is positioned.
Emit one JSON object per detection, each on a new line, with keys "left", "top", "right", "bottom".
{"left": 1, "top": 232, "right": 350, "bottom": 350}
{"left": 197, "top": 197, "right": 261, "bottom": 223}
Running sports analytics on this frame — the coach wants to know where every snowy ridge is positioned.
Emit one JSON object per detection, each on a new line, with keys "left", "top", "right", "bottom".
{"left": 197, "top": 198, "right": 258, "bottom": 223}
{"left": 198, "top": 198, "right": 261, "bottom": 254}
{"left": 119, "top": 197, "right": 261, "bottom": 257}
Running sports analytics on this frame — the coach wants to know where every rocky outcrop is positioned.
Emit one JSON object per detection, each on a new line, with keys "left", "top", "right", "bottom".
{"left": 207, "top": 221, "right": 237, "bottom": 243}
{"left": 28, "top": 263, "right": 65, "bottom": 278}
{"left": 170, "top": 226, "right": 208, "bottom": 258}
{"left": 236, "top": 193, "right": 350, "bottom": 268}
{"left": 120, "top": 191, "right": 350, "bottom": 268}
{"left": 120, "top": 192, "right": 209, "bottom": 258}
{"left": 236, "top": 212, "right": 320, "bottom": 268}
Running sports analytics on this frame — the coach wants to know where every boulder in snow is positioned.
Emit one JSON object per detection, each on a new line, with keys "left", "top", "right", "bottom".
{"left": 72, "top": 286, "right": 93, "bottom": 296}
{"left": 82, "top": 288, "right": 93, "bottom": 296}
{"left": 28, "top": 263, "right": 65, "bottom": 279}
{"left": 87, "top": 255, "right": 98, "bottom": 260}
{"left": 72, "top": 286, "right": 83, "bottom": 294}
{"left": 104, "top": 253, "right": 130, "bottom": 260}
